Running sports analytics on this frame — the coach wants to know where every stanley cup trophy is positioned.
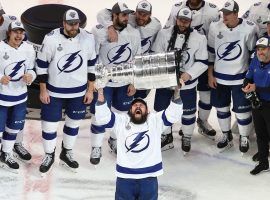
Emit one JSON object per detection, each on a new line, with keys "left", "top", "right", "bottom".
{"left": 95, "top": 51, "right": 181, "bottom": 89}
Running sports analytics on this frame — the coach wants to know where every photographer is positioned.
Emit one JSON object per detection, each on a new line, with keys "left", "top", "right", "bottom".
{"left": 242, "top": 37, "right": 270, "bottom": 175}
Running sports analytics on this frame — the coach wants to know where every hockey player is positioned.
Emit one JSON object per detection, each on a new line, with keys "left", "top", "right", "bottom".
{"left": 96, "top": 0, "right": 161, "bottom": 154}
{"left": 151, "top": 7, "right": 208, "bottom": 154}
{"left": 208, "top": 0, "right": 258, "bottom": 153}
{"left": 94, "top": 85, "right": 183, "bottom": 200}
{"left": 242, "top": 0, "right": 270, "bottom": 37}
{"left": 242, "top": 37, "right": 270, "bottom": 175}
{"left": 0, "top": 21, "right": 36, "bottom": 172}
{"left": 36, "top": 9, "right": 97, "bottom": 175}
{"left": 164, "top": 0, "right": 220, "bottom": 140}
{"left": 0, "top": 2, "right": 31, "bottom": 163}
{"left": 90, "top": 2, "right": 141, "bottom": 164}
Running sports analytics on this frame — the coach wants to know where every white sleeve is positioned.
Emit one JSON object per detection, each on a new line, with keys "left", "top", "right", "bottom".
{"left": 207, "top": 22, "right": 216, "bottom": 64}
{"left": 133, "top": 30, "right": 142, "bottom": 56}
{"left": 26, "top": 45, "right": 37, "bottom": 82}
{"left": 91, "top": 26, "right": 104, "bottom": 59}
{"left": 164, "top": 4, "right": 178, "bottom": 28}
{"left": 186, "top": 36, "right": 208, "bottom": 79}
{"left": 151, "top": 30, "right": 167, "bottom": 53}
{"left": 36, "top": 34, "right": 54, "bottom": 75}
{"left": 87, "top": 34, "right": 97, "bottom": 73}
{"left": 155, "top": 100, "right": 183, "bottom": 132}
{"left": 96, "top": 9, "right": 113, "bottom": 29}
{"left": 246, "top": 24, "right": 259, "bottom": 52}
{"left": 95, "top": 102, "right": 114, "bottom": 125}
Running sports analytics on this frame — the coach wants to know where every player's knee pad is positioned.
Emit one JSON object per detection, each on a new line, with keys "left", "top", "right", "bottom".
{"left": 65, "top": 116, "right": 81, "bottom": 128}
{"left": 42, "top": 121, "right": 59, "bottom": 133}
{"left": 216, "top": 106, "right": 231, "bottom": 119}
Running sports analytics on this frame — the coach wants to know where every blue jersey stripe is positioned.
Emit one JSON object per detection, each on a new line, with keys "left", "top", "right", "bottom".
{"left": 47, "top": 83, "right": 87, "bottom": 94}
{"left": 0, "top": 93, "right": 27, "bottom": 102}
{"left": 36, "top": 59, "right": 49, "bottom": 69}
{"left": 214, "top": 71, "right": 246, "bottom": 81}
{"left": 162, "top": 111, "right": 173, "bottom": 126}
{"left": 116, "top": 162, "right": 162, "bottom": 174}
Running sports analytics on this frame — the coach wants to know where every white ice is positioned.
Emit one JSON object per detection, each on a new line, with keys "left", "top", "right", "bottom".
{"left": 1, "top": 0, "right": 269, "bottom": 200}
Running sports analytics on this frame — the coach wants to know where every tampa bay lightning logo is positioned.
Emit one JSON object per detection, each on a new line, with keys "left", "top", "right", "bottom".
{"left": 125, "top": 131, "right": 150, "bottom": 153}
{"left": 141, "top": 36, "right": 152, "bottom": 54}
{"left": 107, "top": 43, "right": 132, "bottom": 64}
{"left": 217, "top": 40, "right": 242, "bottom": 61}
{"left": 57, "top": 50, "right": 83, "bottom": 74}
{"left": 4, "top": 60, "right": 26, "bottom": 81}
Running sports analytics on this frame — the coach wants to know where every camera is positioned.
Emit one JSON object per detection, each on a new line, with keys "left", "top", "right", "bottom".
{"left": 245, "top": 91, "right": 262, "bottom": 109}
{"left": 242, "top": 78, "right": 262, "bottom": 109}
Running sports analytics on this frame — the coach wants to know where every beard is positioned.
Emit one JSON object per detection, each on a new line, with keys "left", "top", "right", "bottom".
{"left": 116, "top": 18, "right": 128, "bottom": 29}
{"left": 188, "top": 0, "right": 202, "bottom": 8}
{"left": 66, "top": 29, "right": 79, "bottom": 37}
{"left": 129, "top": 109, "right": 148, "bottom": 124}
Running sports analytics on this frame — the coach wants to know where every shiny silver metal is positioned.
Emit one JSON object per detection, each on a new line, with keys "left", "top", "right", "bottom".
{"left": 95, "top": 51, "right": 178, "bottom": 89}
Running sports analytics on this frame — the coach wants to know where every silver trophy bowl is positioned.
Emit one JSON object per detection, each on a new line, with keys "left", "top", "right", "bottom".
{"left": 95, "top": 51, "right": 178, "bottom": 89}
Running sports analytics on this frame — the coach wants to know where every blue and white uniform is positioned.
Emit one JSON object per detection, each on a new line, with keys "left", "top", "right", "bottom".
{"left": 36, "top": 28, "right": 97, "bottom": 153}
{"left": 208, "top": 18, "right": 258, "bottom": 136}
{"left": 242, "top": 1, "right": 270, "bottom": 37}
{"left": 151, "top": 27, "right": 208, "bottom": 137}
{"left": 95, "top": 99, "right": 182, "bottom": 178}
{"left": 165, "top": 0, "right": 220, "bottom": 124}
{"left": 0, "top": 40, "right": 36, "bottom": 153}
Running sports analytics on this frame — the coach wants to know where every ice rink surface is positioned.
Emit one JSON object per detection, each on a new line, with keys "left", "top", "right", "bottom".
{"left": 1, "top": 0, "right": 269, "bottom": 200}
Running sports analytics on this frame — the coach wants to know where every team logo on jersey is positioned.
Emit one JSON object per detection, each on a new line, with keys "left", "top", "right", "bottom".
{"left": 3, "top": 52, "right": 9, "bottom": 60}
{"left": 107, "top": 43, "right": 132, "bottom": 64}
{"left": 217, "top": 40, "right": 242, "bottom": 61}
{"left": 57, "top": 50, "right": 83, "bottom": 74}
{"left": 125, "top": 131, "right": 150, "bottom": 153}
{"left": 141, "top": 36, "right": 152, "bottom": 54}
{"left": 217, "top": 32, "right": 223, "bottom": 39}
{"left": 57, "top": 44, "right": 63, "bottom": 51}
{"left": 257, "top": 17, "right": 262, "bottom": 24}
{"left": 243, "top": 11, "right": 250, "bottom": 19}
{"left": 4, "top": 60, "right": 26, "bottom": 81}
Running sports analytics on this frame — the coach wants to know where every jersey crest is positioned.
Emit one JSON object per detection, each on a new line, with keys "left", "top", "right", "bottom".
{"left": 107, "top": 43, "right": 132, "bottom": 64}
{"left": 4, "top": 60, "right": 26, "bottom": 81}
{"left": 57, "top": 50, "right": 83, "bottom": 74}
{"left": 217, "top": 40, "right": 242, "bottom": 61}
{"left": 125, "top": 131, "right": 150, "bottom": 153}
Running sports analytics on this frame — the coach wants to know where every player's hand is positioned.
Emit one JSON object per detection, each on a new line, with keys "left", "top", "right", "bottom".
{"left": 208, "top": 74, "right": 217, "bottom": 89}
{"left": 127, "top": 84, "right": 136, "bottom": 97}
{"left": 242, "top": 83, "right": 256, "bottom": 93}
{"left": 22, "top": 73, "right": 33, "bottom": 85}
{"left": 84, "top": 90, "right": 94, "bottom": 104}
{"left": 180, "top": 72, "right": 191, "bottom": 82}
{"left": 40, "top": 90, "right": 50, "bottom": 104}
{"left": 108, "top": 26, "right": 118, "bottom": 42}
{"left": 0, "top": 75, "right": 11, "bottom": 85}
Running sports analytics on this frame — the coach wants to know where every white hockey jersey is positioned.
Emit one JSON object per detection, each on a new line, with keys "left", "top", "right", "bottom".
{"left": 36, "top": 28, "right": 97, "bottom": 98}
{"left": 0, "top": 14, "right": 17, "bottom": 41}
{"left": 95, "top": 100, "right": 183, "bottom": 179}
{"left": 151, "top": 27, "right": 208, "bottom": 90}
{"left": 242, "top": 1, "right": 270, "bottom": 37}
{"left": 208, "top": 19, "right": 258, "bottom": 85}
{"left": 164, "top": 0, "right": 220, "bottom": 36}
{"left": 96, "top": 9, "right": 161, "bottom": 54}
{"left": 0, "top": 41, "right": 36, "bottom": 106}
{"left": 92, "top": 24, "right": 141, "bottom": 87}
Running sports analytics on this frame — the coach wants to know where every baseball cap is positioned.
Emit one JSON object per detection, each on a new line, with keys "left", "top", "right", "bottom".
{"left": 63, "top": 9, "right": 80, "bottom": 24}
{"left": 256, "top": 37, "right": 270, "bottom": 48}
{"left": 130, "top": 98, "right": 148, "bottom": 108}
{"left": 136, "top": 0, "right": 152, "bottom": 14}
{"left": 177, "top": 8, "right": 192, "bottom": 21}
{"left": 9, "top": 21, "right": 25, "bottom": 31}
{"left": 111, "top": 2, "right": 134, "bottom": 14}
{"left": 220, "top": 0, "right": 239, "bottom": 13}
{"left": 0, "top": 2, "right": 5, "bottom": 16}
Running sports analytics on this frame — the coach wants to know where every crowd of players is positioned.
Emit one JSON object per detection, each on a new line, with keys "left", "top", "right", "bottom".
{"left": 0, "top": 0, "right": 270, "bottom": 184}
